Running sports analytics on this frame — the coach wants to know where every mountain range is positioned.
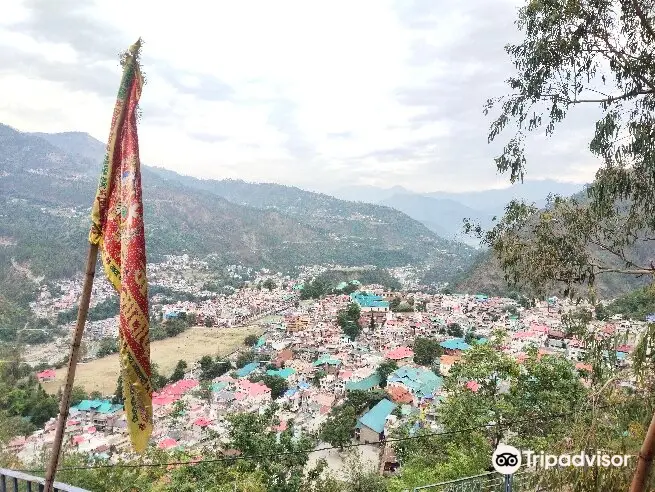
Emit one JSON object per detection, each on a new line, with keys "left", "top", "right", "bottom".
{"left": 328, "top": 181, "right": 585, "bottom": 245}
{"left": 0, "top": 124, "right": 477, "bottom": 309}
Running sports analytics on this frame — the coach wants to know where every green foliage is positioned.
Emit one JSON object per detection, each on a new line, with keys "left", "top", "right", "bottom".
{"left": 446, "top": 323, "right": 463, "bottom": 337}
{"left": 0, "top": 358, "right": 58, "bottom": 432}
{"left": 149, "top": 316, "right": 194, "bottom": 342}
{"left": 312, "top": 369, "right": 326, "bottom": 388}
{"left": 244, "top": 334, "right": 259, "bottom": 347}
{"left": 320, "top": 405, "right": 357, "bottom": 449}
{"left": 441, "top": 341, "right": 585, "bottom": 450}
{"left": 605, "top": 286, "right": 655, "bottom": 320}
{"left": 389, "top": 296, "right": 413, "bottom": 312}
{"left": 389, "top": 426, "right": 490, "bottom": 492}
{"left": 226, "top": 408, "right": 317, "bottom": 492}
{"left": 375, "top": 360, "right": 398, "bottom": 388}
{"left": 96, "top": 337, "right": 118, "bottom": 357}
{"left": 262, "top": 278, "right": 277, "bottom": 291}
{"left": 468, "top": 0, "right": 655, "bottom": 300}
{"left": 236, "top": 351, "right": 257, "bottom": 369}
{"left": 112, "top": 374, "right": 123, "bottom": 404}
{"left": 313, "top": 268, "right": 402, "bottom": 293}
{"left": 300, "top": 277, "right": 332, "bottom": 300}
{"left": 70, "top": 386, "right": 88, "bottom": 406}
{"left": 169, "top": 360, "right": 187, "bottom": 383}
{"left": 319, "top": 389, "right": 389, "bottom": 449}
{"left": 198, "top": 356, "right": 231, "bottom": 381}
{"left": 151, "top": 364, "right": 167, "bottom": 392}
{"left": 337, "top": 303, "right": 362, "bottom": 340}
{"left": 413, "top": 337, "right": 443, "bottom": 366}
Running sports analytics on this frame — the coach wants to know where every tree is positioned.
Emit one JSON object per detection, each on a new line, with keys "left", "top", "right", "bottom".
{"left": 236, "top": 351, "right": 257, "bottom": 369}
{"left": 170, "top": 399, "right": 187, "bottom": 425}
{"left": 468, "top": 0, "right": 655, "bottom": 300}
{"left": 413, "top": 337, "right": 443, "bottom": 366}
{"left": 244, "top": 334, "right": 259, "bottom": 347}
{"left": 446, "top": 323, "right": 463, "bottom": 338}
{"left": 198, "top": 356, "right": 230, "bottom": 380}
{"left": 112, "top": 374, "right": 123, "bottom": 404}
{"left": 440, "top": 340, "right": 586, "bottom": 452}
{"left": 263, "top": 278, "right": 277, "bottom": 291}
{"left": 151, "top": 364, "right": 167, "bottom": 391}
{"left": 226, "top": 409, "right": 317, "bottom": 492}
{"left": 70, "top": 386, "right": 88, "bottom": 406}
{"left": 375, "top": 360, "right": 398, "bottom": 388}
{"left": 169, "top": 360, "right": 187, "bottom": 383}
{"left": 96, "top": 337, "right": 118, "bottom": 358}
{"left": 439, "top": 341, "right": 521, "bottom": 449}
{"left": 337, "top": 303, "right": 362, "bottom": 341}
{"left": 319, "top": 405, "right": 357, "bottom": 449}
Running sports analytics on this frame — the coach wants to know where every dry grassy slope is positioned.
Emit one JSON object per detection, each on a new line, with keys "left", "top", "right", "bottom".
{"left": 41, "top": 325, "right": 263, "bottom": 394}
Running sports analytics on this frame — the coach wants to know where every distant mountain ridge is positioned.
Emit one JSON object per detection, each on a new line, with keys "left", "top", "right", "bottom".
{"left": 328, "top": 181, "right": 586, "bottom": 246}
{"left": 379, "top": 193, "right": 494, "bottom": 246}
{"left": 0, "top": 125, "right": 476, "bottom": 299}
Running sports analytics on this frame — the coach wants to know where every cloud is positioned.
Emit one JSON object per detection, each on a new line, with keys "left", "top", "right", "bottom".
{"left": 0, "top": 0, "right": 602, "bottom": 194}
{"left": 188, "top": 132, "right": 229, "bottom": 144}
{"left": 266, "top": 98, "right": 316, "bottom": 161}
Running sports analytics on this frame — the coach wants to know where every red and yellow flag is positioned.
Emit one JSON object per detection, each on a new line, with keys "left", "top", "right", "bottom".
{"left": 89, "top": 39, "right": 152, "bottom": 453}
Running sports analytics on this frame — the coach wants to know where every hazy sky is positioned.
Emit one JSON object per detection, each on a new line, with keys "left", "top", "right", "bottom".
{"left": 0, "top": 0, "right": 604, "bottom": 193}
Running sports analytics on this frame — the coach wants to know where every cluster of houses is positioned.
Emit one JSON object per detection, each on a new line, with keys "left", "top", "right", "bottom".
{"left": 13, "top": 277, "right": 649, "bottom": 475}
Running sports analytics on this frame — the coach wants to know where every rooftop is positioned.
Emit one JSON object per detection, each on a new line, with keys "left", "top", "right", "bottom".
{"left": 357, "top": 398, "right": 396, "bottom": 434}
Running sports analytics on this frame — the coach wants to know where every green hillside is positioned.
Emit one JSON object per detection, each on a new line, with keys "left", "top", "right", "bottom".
{"left": 0, "top": 124, "right": 476, "bottom": 336}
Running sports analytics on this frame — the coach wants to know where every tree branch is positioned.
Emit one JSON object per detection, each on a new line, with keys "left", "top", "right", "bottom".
{"left": 594, "top": 267, "right": 654, "bottom": 275}
{"left": 631, "top": 0, "right": 655, "bottom": 42}
{"left": 503, "top": 89, "right": 653, "bottom": 107}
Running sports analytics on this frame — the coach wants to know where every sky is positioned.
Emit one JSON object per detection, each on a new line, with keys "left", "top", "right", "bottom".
{"left": 0, "top": 0, "right": 605, "bottom": 193}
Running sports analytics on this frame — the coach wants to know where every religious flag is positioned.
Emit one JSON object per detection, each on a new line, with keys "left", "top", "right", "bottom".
{"left": 88, "top": 39, "right": 152, "bottom": 453}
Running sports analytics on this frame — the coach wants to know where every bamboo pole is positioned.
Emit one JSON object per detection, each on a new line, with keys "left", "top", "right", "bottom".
{"left": 44, "top": 242, "right": 99, "bottom": 492}
{"left": 630, "top": 411, "right": 655, "bottom": 492}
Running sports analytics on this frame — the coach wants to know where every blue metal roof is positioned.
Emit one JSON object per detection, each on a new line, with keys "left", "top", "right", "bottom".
{"left": 440, "top": 338, "right": 471, "bottom": 351}
{"left": 387, "top": 367, "right": 442, "bottom": 397}
{"left": 266, "top": 367, "right": 297, "bottom": 379}
{"left": 358, "top": 399, "right": 396, "bottom": 434}
{"left": 236, "top": 362, "right": 260, "bottom": 377}
{"left": 350, "top": 292, "right": 390, "bottom": 308}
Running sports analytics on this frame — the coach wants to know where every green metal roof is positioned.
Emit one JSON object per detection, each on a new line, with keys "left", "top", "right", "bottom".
{"left": 266, "top": 367, "right": 297, "bottom": 379}
{"left": 357, "top": 399, "right": 396, "bottom": 433}
{"left": 345, "top": 373, "right": 381, "bottom": 391}
{"left": 72, "top": 399, "right": 123, "bottom": 414}
{"left": 313, "top": 355, "right": 341, "bottom": 366}
{"left": 211, "top": 382, "right": 229, "bottom": 392}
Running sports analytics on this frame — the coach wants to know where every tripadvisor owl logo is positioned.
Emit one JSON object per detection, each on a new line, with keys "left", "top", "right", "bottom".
{"left": 492, "top": 443, "right": 633, "bottom": 474}
{"left": 492, "top": 444, "right": 522, "bottom": 475}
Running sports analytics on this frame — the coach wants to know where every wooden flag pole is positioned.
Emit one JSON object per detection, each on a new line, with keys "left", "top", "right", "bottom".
{"left": 44, "top": 242, "right": 99, "bottom": 492}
